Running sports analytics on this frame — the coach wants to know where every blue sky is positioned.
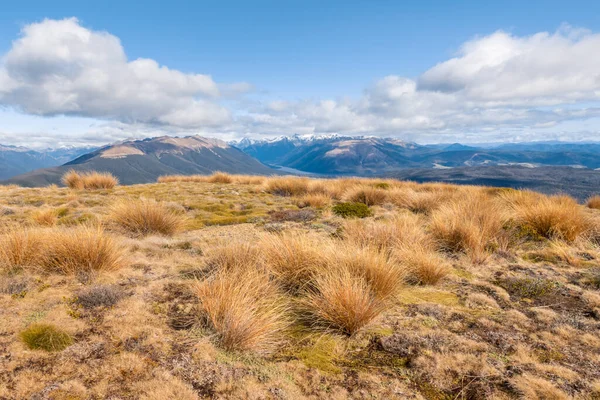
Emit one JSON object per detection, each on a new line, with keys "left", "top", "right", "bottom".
{"left": 1, "top": 0, "right": 600, "bottom": 147}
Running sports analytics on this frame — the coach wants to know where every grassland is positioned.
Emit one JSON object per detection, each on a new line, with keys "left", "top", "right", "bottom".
{"left": 1, "top": 174, "right": 600, "bottom": 399}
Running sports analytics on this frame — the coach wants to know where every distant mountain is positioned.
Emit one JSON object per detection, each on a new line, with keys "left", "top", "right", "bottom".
{"left": 232, "top": 136, "right": 600, "bottom": 174}
{"left": 4, "top": 136, "right": 275, "bottom": 187}
{"left": 0, "top": 145, "right": 94, "bottom": 180}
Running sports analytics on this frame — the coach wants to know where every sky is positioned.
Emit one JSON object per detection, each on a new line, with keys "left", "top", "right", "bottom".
{"left": 1, "top": 0, "right": 600, "bottom": 148}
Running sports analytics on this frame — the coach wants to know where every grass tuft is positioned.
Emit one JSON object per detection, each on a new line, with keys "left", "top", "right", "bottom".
{"left": 62, "top": 170, "right": 118, "bottom": 190}
{"left": 109, "top": 198, "right": 185, "bottom": 236}
{"left": 20, "top": 323, "right": 73, "bottom": 352}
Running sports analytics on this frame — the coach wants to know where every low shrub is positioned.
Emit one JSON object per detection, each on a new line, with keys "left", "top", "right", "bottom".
{"left": 20, "top": 323, "right": 73, "bottom": 352}
{"left": 269, "top": 209, "right": 316, "bottom": 222}
{"left": 109, "top": 198, "right": 185, "bottom": 236}
{"left": 75, "top": 284, "right": 124, "bottom": 309}
{"left": 332, "top": 202, "right": 372, "bottom": 218}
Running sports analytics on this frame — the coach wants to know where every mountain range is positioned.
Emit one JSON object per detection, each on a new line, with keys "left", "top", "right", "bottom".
{"left": 3, "top": 136, "right": 274, "bottom": 187}
{"left": 232, "top": 134, "right": 600, "bottom": 174}
{"left": 3, "top": 134, "right": 600, "bottom": 199}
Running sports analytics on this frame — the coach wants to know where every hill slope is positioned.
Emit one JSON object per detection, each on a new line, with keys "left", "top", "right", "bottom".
{"left": 4, "top": 136, "right": 275, "bottom": 187}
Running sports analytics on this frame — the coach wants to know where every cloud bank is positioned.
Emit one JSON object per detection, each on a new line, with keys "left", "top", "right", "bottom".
{"left": 1, "top": 19, "right": 600, "bottom": 145}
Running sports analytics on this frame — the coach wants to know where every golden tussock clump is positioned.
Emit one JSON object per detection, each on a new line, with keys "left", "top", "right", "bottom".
{"left": 301, "top": 268, "right": 388, "bottom": 335}
{"left": 158, "top": 173, "right": 265, "bottom": 185}
{"left": 294, "top": 193, "right": 332, "bottom": 209}
{"left": 109, "top": 198, "right": 185, "bottom": 237}
{"left": 388, "top": 188, "right": 446, "bottom": 214}
{"left": 343, "top": 185, "right": 388, "bottom": 206}
{"left": 195, "top": 269, "right": 289, "bottom": 353}
{"left": 203, "top": 242, "right": 264, "bottom": 273}
{"left": 342, "top": 213, "right": 432, "bottom": 253}
{"left": 587, "top": 195, "right": 600, "bottom": 210}
{"left": 508, "top": 194, "right": 589, "bottom": 242}
{"left": 41, "top": 226, "right": 125, "bottom": 275}
{"left": 264, "top": 176, "right": 310, "bottom": 197}
{"left": 260, "top": 232, "right": 326, "bottom": 289}
{"left": 430, "top": 193, "right": 505, "bottom": 263}
{"left": 62, "top": 170, "right": 119, "bottom": 190}
{"left": 394, "top": 245, "right": 449, "bottom": 285}
{"left": 0, "top": 229, "right": 45, "bottom": 273}
{"left": 31, "top": 209, "right": 58, "bottom": 226}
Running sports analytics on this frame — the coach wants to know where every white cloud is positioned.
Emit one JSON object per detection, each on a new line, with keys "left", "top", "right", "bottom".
{"left": 0, "top": 18, "right": 233, "bottom": 127}
{"left": 1, "top": 20, "right": 600, "bottom": 145}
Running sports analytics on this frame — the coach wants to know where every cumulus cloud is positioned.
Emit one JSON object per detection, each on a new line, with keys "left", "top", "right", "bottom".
{"left": 0, "top": 18, "right": 234, "bottom": 127}
{"left": 1, "top": 19, "right": 600, "bottom": 145}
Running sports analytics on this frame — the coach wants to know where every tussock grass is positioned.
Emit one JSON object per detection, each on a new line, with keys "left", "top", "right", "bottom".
{"left": 109, "top": 198, "right": 185, "bottom": 236}
{"left": 430, "top": 193, "right": 505, "bottom": 263}
{"left": 195, "top": 269, "right": 289, "bottom": 353}
{"left": 394, "top": 245, "right": 449, "bottom": 285}
{"left": 20, "top": 323, "right": 73, "bottom": 352}
{"left": 587, "top": 195, "right": 600, "bottom": 210}
{"left": 62, "top": 170, "right": 118, "bottom": 190}
{"left": 388, "top": 188, "right": 445, "bottom": 214}
{"left": 31, "top": 209, "right": 58, "bottom": 226}
{"left": 325, "top": 244, "right": 405, "bottom": 300}
{"left": 302, "top": 269, "right": 388, "bottom": 335}
{"left": 41, "top": 226, "right": 125, "bottom": 275}
{"left": 204, "top": 242, "right": 263, "bottom": 273}
{"left": 294, "top": 193, "right": 332, "bottom": 208}
{"left": 158, "top": 173, "right": 265, "bottom": 184}
{"left": 0, "top": 229, "right": 45, "bottom": 273}
{"left": 206, "top": 171, "right": 234, "bottom": 183}
{"left": 508, "top": 194, "right": 588, "bottom": 242}
{"left": 264, "top": 176, "right": 310, "bottom": 196}
{"left": 261, "top": 233, "right": 326, "bottom": 289}
{"left": 343, "top": 185, "right": 388, "bottom": 206}
{"left": 342, "top": 213, "right": 431, "bottom": 253}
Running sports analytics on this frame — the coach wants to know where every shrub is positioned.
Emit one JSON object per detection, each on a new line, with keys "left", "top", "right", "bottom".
{"left": 264, "top": 177, "right": 310, "bottom": 196}
{"left": 332, "top": 202, "right": 372, "bottom": 218}
{"left": 62, "top": 170, "right": 118, "bottom": 190}
{"left": 344, "top": 186, "right": 388, "bottom": 206}
{"left": 302, "top": 269, "right": 387, "bottom": 335}
{"left": 75, "top": 285, "right": 124, "bottom": 309}
{"left": 0, "top": 229, "right": 45, "bottom": 273}
{"left": 509, "top": 195, "right": 588, "bottom": 242}
{"left": 587, "top": 196, "right": 600, "bottom": 210}
{"left": 42, "top": 226, "right": 125, "bottom": 275}
{"left": 109, "top": 198, "right": 185, "bottom": 236}
{"left": 261, "top": 233, "right": 326, "bottom": 289}
{"left": 20, "top": 323, "right": 73, "bottom": 352}
{"left": 430, "top": 194, "right": 505, "bottom": 263}
{"left": 195, "top": 270, "right": 289, "bottom": 353}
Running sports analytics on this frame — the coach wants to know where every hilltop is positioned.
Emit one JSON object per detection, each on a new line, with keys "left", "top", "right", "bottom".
{"left": 1, "top": 173, "right": 600, "bottom": 399}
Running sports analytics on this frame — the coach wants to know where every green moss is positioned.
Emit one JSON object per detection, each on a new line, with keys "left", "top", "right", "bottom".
{"left": 203, "top": 215, "right": 250, "bottom": 226}
{"left": 20, "top": 323, "right": 73, "bottom": 352}
{"left": 296, "top": 336, "right": 342, "bottom": 374}
{"left": 332, "top": 202, "right": 372, "bottom": 218}
{"left": 373, "top": 182, "right": 390, "bottom": 189}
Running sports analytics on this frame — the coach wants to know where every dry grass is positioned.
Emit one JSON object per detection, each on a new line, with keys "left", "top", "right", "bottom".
{"left": 587, "top": 195, "right": 600, "bottom": 210}
{"left": 343, "top": 185, "right": 388, "bottom": 206}
{"left": 394, "top": 245, "right": 449, "bottom": 285}
{"left": 325, "top": 244, "right": 405, "bottom": 300}
{"left": 195, "top": 269, "right": 289, "bottom": 353}
{"left": 430, "top": 193, "right": 505, "bottom": 263}
{"left": 62, "top": 170, "right": 118, "bottom": 190}
{"left": 206, "top": 171, "right": 234, "bottom": 183}
{"left": 158, "top": 173, "right": 265, "bottom": 184}
{"left": 109, "top": 198, "right": 185, "bottom": 236}
{"left": 388, "top": 188, "right": 445, "bottom": 214}
{"left": 0, "top": 229, "right": 45, "bottom": 273}
{"left": 31, "top": 209, "right": 58, "bottom": 226}
{"left": 302, "top": 269, "right": 388, "bottom": 335}
{"left": 264, "top": 176, "right": 310, "bottom": 196}
{"left": 260, "top": 233, "right": 326, "bottom": 289}
{"left": 294, "top": 193, "right": 332, "bottom": 208}
{"left": 41, "top": 226, "right": 125, "bottom": 275}
{"left": 204, "top": 241, "right": 263, "bottom": 273}
{"left": 509, "top": 194, "right": 588, "bottom": 242}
